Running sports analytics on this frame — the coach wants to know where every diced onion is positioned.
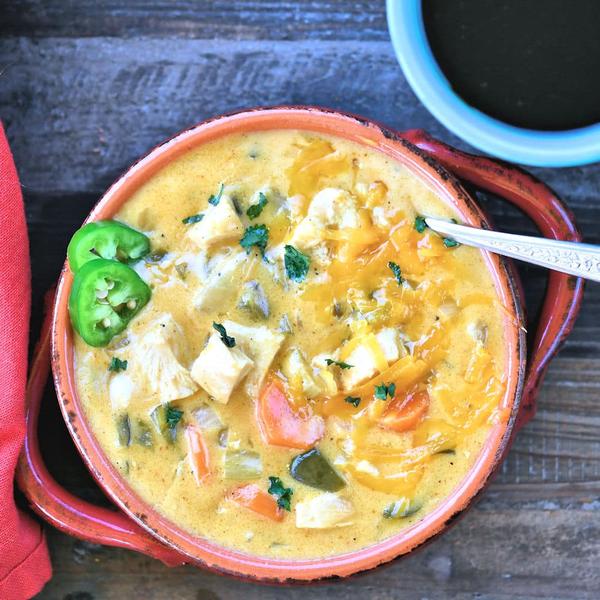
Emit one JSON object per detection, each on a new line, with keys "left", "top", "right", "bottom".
{"left": 193, "top": 404, "right": 223, "bottom": 431}
{"left": 295, "top": 493, "right": 354, "bottom": 529}
{"left": 224, "top": 449, "right": 263, "bottom": 480}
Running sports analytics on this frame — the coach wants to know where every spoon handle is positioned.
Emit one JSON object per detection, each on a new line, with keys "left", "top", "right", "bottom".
{"left": 425, "top": 217, "right": 600, "bottom": 283}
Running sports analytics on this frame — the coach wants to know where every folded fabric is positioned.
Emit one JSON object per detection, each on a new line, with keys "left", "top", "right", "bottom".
{"left": 0, "top": 122, "right": 52, "bottom": 599}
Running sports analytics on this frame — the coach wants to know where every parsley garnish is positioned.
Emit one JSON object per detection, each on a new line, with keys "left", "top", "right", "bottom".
{"left": 208, "top": 183, "right": 225, "bottom": 206}
{"left": 388, "top": 261, "right": 404, "bottom": 286}
{"left": 325, "top": 358, "right": 354, "bottom": 370}
{"left": 374, "top": 382, "right": 396, "bottom": 400}
{"left": 182, "top": 213, "right": 204, "bottom": 224}
{"left": 166, "top": 405, "right": 184, "bottom": 430}
{"left": 414, "top": 215, "right": 427, "bottom": 233}
{"left": 345, "top": 396, "right": 361, "bottom": 407}
{"left": 240, "top": 224, "right": 269, "bottom": 255}
{"left": 443, "top": 238, "right": 460, "bottom": 248}
{"left": 213, "top": 322, "right": 236, "bottom": 348}
{"left": 268, "top": 476, "right": 293, "bottom": 511}
{"left": 108, "top": 357, "right": 128, "bottom": 372}
{"left": 284, "top": 245, "right": 310, "bottom": 282}
{"left": 246, "top": 192, "right": 268, "bottom": 220}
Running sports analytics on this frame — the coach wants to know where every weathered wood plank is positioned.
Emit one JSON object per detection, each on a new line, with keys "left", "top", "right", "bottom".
{"left": 0, "top": 1, "right": 387, "bottom": 41}
{"left": 36, "top": 507, "right": 600, "bottom": 599}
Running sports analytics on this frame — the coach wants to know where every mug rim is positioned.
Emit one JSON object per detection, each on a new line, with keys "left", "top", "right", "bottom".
{"left": 386, "top": 0, "right": 600, "bottom": 167}
{"left": 51, "top": 106, "right": 526, "bottom": 581}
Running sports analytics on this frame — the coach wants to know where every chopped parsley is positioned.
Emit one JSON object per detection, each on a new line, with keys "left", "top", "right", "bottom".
{"left": 414, "top": 215, "right": 427, "bottom": 233}
{"left": 108, "top": 357, "right": 128, "bottom": 372}
{"left": 284, "top": 245, "right": 310, "bottom": 282}
{"left": 443, "top": 237, "right": 460, "bottom": 248}
{"left": 388, "top": 261, "right": 404, "bottom": 286}
{"left": 240, "top": 224, "right": 269, "bottom": 255}
{"left": 268, "top": 476, "right": 293, "bottom": 511}
{"left": 165, "top": 405, "right": 184, "bottom": 430}
{"left": 325, "top": 358, "right": 354, "bottom": 370}
{"left": 345, "top": 395, "right": 361, "bottom": 407}
{"left": 182, "top": 213, "right": 204, "bottom": 224}
{"left": 246, "top": 192, "right": 268, "bottom": 220}
{"left": 374, "top": 382, "right": 396, "bottom": 400}
{"left": 208, "top": 183, "right": 225, "bottom": 206}
{"left": 213, "top": 322, "right": 236, "bottom": 348}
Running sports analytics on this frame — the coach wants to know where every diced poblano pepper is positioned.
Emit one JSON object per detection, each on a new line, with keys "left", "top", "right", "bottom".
{"left": 289, "top": 448, "right": 345, "bottom": 492}
{"left": 150, "top": 403, "right": 183, "bottom": 443}
{"left": 238, "top": 280, "right": 269, "bottom": 319}
{"left": 135, "top": 420, "right": 154, "bottom": 448}
{"left": 382, "top": 497, "right": 423, "bottom": 519}
{"left": 116, "top": 413, "right": 131, "bottom": 447}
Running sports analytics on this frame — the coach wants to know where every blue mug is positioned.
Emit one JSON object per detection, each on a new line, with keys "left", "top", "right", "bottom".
{"left": 387, "top": 0, "right": 600, "bottom": 166}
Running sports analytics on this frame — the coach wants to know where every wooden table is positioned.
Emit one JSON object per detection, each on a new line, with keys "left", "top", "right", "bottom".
{"left": 1, "top": 2, "right": 599, "bottom": 598}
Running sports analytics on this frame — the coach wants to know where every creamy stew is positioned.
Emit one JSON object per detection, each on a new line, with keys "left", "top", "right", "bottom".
{"left": 71, "top": 129, "right": 508, "bottom": 559}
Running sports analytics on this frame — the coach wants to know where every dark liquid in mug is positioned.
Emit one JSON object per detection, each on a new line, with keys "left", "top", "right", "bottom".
{"left": 423, "top": 0, "right": 600, "bottom": 131}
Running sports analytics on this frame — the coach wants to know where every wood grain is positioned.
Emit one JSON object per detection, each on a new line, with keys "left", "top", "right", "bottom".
{"left": 36, "top": 507, "right": 600, "bottom": 599}
{"left": 1, "top": 1, "right": 387, "bottom": 41}
{"left": 1, "top": 24, "right": 598, "bottom": 600}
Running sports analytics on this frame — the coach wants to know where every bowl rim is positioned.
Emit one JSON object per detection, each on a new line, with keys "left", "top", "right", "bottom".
{"left": 386, "top": 0, "right": 600, "bottom": 167}
{"left": 51, "top": 106, "right": 526, "bottom": 581}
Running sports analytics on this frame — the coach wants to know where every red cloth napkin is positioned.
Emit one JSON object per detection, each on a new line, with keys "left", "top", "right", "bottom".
{"left": 0, "top": 123, "right": 52, "bottom": 599}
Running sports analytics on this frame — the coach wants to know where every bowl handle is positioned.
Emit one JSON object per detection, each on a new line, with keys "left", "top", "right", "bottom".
{"left": 15, "top": 290, "right": 186, "bottom": 566}
{"left": 401, "top": 129, "right": 584, "bottom": 429}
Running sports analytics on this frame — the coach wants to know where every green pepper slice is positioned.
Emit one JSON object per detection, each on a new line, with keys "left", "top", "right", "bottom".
{"left": 67, "top": 220, "right": 150, "bottom": 273}
{"left": 289, "top": 448, "right": 345, "bottom": 492}
{"left": 151, "top": 403, "right": 184, "bottom": 443}
{"left": 382, "top": 497, "right": 423, "bottom": 519}
{"left": 116, "top": 413, "right": 131, "bottom": 447}
{"left": 69, "top": 258, "right": 151, "bottom": 347}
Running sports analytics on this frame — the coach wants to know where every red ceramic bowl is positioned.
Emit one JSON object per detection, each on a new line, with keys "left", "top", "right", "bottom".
{"left": 17, "top": 107, "right": 583, "bottom": 582}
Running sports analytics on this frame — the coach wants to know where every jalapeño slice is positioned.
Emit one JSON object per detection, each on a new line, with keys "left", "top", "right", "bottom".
{"left": 69, "top": 259, "right": 151, "bottom": 347}
{"left": 67, "top": 220, "right": 150, "bottom": 273}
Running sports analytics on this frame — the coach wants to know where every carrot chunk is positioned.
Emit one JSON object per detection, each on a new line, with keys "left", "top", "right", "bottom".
{"left": 257, "top": 376, "right": 325, "bottom": 449}
{"left": 185, "top": 425, "right": 211, "bottom": 484}
{"left": 379, "top": 389, "right": 430, "bottom": 432}
{"left": 229, "top": 484, "right": 284, "bottom": 522}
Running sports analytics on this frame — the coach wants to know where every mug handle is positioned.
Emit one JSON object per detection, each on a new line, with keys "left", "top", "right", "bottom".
{"left": 16, "top": 290, "right": 186, "bottom": 566}
{"left": 401, "top": 129, "right": 584, "bottom": 429}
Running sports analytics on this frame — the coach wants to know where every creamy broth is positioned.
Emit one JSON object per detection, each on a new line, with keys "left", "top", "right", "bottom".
{"left": 73, "top": 130, "right": 507, "bottom": 558}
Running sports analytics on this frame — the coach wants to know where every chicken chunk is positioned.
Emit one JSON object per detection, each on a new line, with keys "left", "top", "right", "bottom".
{"left": 190, "top": 332, "right": 254, "bottom": 404}
{"left": 340, "top": 343, "right": 379, "bottom": 390}
{"left": 193, "top": 252, "right": 246, "bottom": 311}
{"left": 288, "top": 187, "right": 360, "bottom": 250}
{"left": 295, "top": 493, "right": 354, "bottom": 528}
{"left": 340, "top": 328, "right": 403, "bottom": 390}
{"left": 308, "top": 187, "right": 360, "bottom": 228}
{"left": 187, "top": 194, "right": 243, "bottom": 250}
{"left": 135, "top": 314, "right": 198, "bottom": 402}
{"left": 222, "top": 320, "right": 284, "bottom": 398}
{"left": 375, "top": 327, "right": 403, "bottom": 362}
{"left": 281, "top": 348, "right": 323, "bottom": 398}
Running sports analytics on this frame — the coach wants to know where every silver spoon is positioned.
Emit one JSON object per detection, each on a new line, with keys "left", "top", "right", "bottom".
{"left": 425, "top": 217, "right": 600, "bottom": 283}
